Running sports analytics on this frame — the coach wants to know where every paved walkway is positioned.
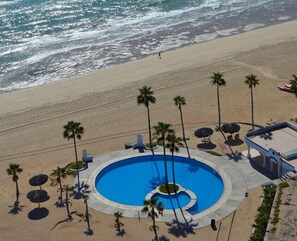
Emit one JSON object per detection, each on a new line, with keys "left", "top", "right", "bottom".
{"left": 80, "top": 147, "right": 270, "bottom": 228}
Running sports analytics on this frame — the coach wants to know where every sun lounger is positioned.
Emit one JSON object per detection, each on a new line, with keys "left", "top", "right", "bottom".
{"left": 82, "top": 149, "right": 93, "bottom": 163}
{"left": 133, "top": 134, "right": 146, "bottom": 152}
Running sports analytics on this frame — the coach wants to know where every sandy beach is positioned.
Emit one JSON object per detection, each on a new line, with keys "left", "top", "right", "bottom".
{"left": 1, "top": 20, "right": 297, "bottom": 241}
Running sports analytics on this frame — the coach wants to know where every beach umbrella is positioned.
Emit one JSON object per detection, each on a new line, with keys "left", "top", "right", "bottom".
{"left": 194, "top": 127, "right": 214, "bottom": 138}
{"left": 29, "top": 174, "right": 48, "bottom": 189}
{"left": 194, "top": 127, "right": 214, "bottom": 142}
{"left": 221, "top": 123, "right": 241, "bottom": 134}
{"left": 27, "top": 189, "right": 50, "bottom": 207}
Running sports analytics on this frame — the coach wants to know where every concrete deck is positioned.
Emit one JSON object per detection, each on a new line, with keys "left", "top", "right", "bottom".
{"left": 80, "top": 147, "right": 270, "bottom": 228}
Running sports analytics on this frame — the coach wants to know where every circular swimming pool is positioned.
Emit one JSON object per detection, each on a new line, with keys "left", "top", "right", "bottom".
{"left": 95, "top": 155, "right": 224, "bottom": 215}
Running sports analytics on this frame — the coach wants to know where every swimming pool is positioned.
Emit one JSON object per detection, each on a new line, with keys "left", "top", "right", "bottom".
{"left": 95, "top": 155, "right": 224, "bottom": 214}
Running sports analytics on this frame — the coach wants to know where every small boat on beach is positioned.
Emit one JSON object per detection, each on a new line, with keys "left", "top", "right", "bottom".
{"left": 278, "top": 83, "right": 293, "bottom": 92}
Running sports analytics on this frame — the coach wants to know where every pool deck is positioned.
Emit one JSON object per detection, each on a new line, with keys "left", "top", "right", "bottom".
{"left": 80, "top": 147, "right": 270, "bottom": 228}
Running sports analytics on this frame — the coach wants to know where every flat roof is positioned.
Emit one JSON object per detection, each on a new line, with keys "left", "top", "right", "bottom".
{"left": 250, "top": 127, "right": 297, "bottom": 153}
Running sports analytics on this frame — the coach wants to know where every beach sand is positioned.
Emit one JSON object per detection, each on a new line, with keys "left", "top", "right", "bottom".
{"left": 1, "top": 20, "right": 297, "bottom": 241}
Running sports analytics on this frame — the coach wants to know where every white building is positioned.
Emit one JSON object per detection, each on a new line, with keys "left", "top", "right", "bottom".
{"left": 244, "top": 121, "right": 297, "bottom": 179}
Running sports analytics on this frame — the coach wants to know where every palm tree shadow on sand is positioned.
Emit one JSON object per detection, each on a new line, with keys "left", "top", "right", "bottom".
{"left": 159, "top": 235, "right": 170, "bottom": 241}
{"left": 28, "top": 207, "right": 49, "bottom": 220}
{"left": 167, "top": 219, "right": 197, "bottom": 238}
{"left": 71, "top": 182, "right": 91, "bottom": 199}
{"left": 51, "top": 211, "right": 77, "bottom": 230}
{"left": 116, "top": 229, "right": 126, "bottom": 237}
{"left": 84, "top": 229, "right": 94, "bottom": 236}
{"left": 226, "top": 151, "right": 244, "bottom": 162}
{"left": 9, "top": 200, "right": 25, "bottom": 214}
{"left": 165, "top": 194, "right": 198, "bottom": 238}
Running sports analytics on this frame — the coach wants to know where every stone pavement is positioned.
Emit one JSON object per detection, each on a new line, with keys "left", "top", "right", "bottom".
{"left": 80, "top": 147, "right": 270, "bottom": 228}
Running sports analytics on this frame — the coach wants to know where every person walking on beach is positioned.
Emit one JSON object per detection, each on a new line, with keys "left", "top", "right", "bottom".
{"left": 158, "top": 51, "right": 161, "bottom": 59}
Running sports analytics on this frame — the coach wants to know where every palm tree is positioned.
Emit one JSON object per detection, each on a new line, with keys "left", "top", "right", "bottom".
{"left": 137, "top": 86, "right": 156, "bottom": 152}
{"left": 289, "top": 74, "right": 297, "bottom": 97}
{"left": 211, "top": 72, "right": 226, "bottom": 130}
{"left": 50, "top": 166, "right": 68, "bottom": 206}
{"left": 153, "top": 122, "right": 174, "bottom": 189}
{"left": 82, "top": 194, "right": 92, "bottom": 234}
{"left": 63, "top": 121, "right": 84, "bottom": 190}
{"left": 114, "top": 211, "right": 124, "bottom": 233}
{"left": 142, "top": 197, "right": 164, "bottom": 241}
{"left": 245, "top": 74, "right": 260, "bottom": 130}
{"left": 174, "top": 95, "right": 190, "bottom": 158}
{"left": 64, "top": 185, "right": 72, "bottom": 220}
{"left": 7, "top": 164, "right": 23, "bottom": 201}
{"left": 166, "top": 133, "right": 183, "bottom": 192}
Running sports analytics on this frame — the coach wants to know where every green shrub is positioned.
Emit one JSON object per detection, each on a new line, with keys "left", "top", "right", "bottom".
{"left": 65, "top": 161, "right": 85, "bottom": 176}
{"left": 271, "top": 182, "right": 289, "bottom": 227}
{"left": 159, "top": 184, "right": 179, "bottom": 194}
{"left": 249, "top": 185, "right": 276, "bottom": 241}
{"left": 145, "top": 142, "right": 159, "bottom": 148}
{"left": 67, "top": 161, "right": 84, "bottom": 170}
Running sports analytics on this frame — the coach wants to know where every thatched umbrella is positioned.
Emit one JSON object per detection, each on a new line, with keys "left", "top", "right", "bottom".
{"left": 221, "top": 123, "right": 241, "bottom": 135}
{"left": 29, "top": 174, "right": 48, "bottom": 189}
{"left": 194, "top": 127, "right": 214, "bottom": 142}
{"left": 27, "top": 189, "right": 50, "bottom": 207}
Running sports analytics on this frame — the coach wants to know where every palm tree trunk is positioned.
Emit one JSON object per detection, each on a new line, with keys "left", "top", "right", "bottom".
{"left": 147, "top": 105, "right": 154, "bottom": 155}
{"left": 58, "top": 175, "right": 63, "bottom": 204}
{"left": 15, "top": 179, "right": 19, "bottom": 201}
{"left": 152, "top": 209, "right": 159, "bottom": 241}
{"left": 65, "top": 186, "right": 72, "bottom": 220}
{"left": 251, "top": 87, "right": 254, "bottom": 130}
{"left": 162, "top": 137, "right": 169, "bottom": 188}
{"left": 179, "top": 107, "right": 190, "bottom": 158}
{"left": 171, "top": 152, "right": 176, "bottom": 193}
{"left": 116, "top": 217, "right": 120, "bottom": 232}
{"left": 73, "top": 135, "right": 81, "bottom": 190}
{"left": 85, "top": 200, "right": 91, "bottom": 232}
{"left": 153, "top": 227, "right": 159, "bottom": 241}
{"left": 217, "top": 85, "right": 221, "bottom": 129}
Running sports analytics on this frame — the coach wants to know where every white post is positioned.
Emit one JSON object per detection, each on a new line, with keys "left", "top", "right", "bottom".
{"left": 247, "top": 145, "right": 251, "bottom": 159}
{"left": 263, "top": 155, "right": 267, "bottom": 168}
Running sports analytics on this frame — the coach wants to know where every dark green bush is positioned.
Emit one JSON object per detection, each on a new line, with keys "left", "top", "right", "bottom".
{"left": 249, "top": 185, "right": 276, "bottom": 241}
{"left": 67, "top": 161, "right": 84, "bottom": 170}
{"left": 159, "top": 184, "right": 179, "bottom": 194}
{"left": 271, "top": 182, "right": 289, "bottom": 226}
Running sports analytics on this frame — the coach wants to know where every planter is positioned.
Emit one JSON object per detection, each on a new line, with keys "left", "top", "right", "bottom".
{"left": 67, "top": 161, "right": 86, "bottom": 172}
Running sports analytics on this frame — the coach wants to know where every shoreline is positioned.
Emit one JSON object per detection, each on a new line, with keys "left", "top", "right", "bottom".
{"left": 2, "top": 2, "right": 297, "bottom": 94}
{"left": 1, "top": 20, "right": 297, "bottom": 115}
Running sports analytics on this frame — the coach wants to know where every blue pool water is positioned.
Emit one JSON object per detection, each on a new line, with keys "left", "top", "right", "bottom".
{"left": 95, "top": 155, "right": 224, "bottom": 214}
{"left": 152, "top": 192, "right": 191, "bottom": 210}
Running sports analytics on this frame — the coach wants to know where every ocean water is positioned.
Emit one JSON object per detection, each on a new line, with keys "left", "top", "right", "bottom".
{"left": 0, "top": 0, "right": 297, "bottom": 93}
